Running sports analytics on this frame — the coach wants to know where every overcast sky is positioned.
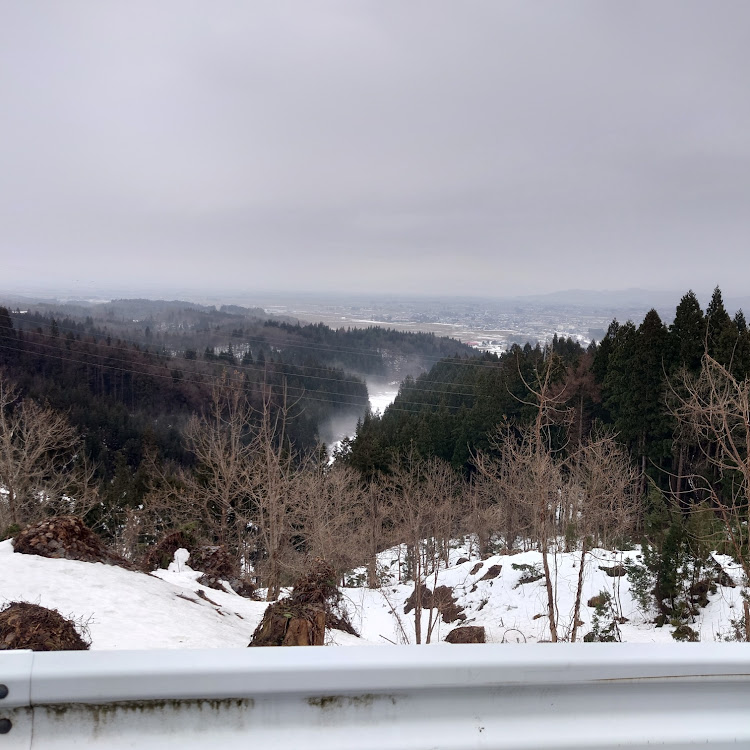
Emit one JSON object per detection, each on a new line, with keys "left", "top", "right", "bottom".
{"left": 2, "top": 1, "right": 750, "bottom": 299}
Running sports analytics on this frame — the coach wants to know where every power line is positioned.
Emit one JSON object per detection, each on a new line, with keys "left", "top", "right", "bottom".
{"left": 4, "top": 310, "right": 521, "bottom": 376}
{"left": 0, "top": 324, "right": 495, "bottom": 399}
{"left": 0, "top": 340, "right": 478, "bottom": 415}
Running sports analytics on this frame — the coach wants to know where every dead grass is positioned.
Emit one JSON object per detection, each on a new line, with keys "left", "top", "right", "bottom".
{"left": 0, "top": 602, "right": 90, "bottom": 651}
{"left": 13, "top": 516, "right": 129, "bottom": 567}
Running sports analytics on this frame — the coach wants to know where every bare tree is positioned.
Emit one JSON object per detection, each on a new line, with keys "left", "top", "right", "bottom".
{"left": 182, "top": 376, "right": 255, "bottom": 550}
{"left": 566, "top": 433, "right": 639, "bottom": 642}
{"left": 363, "top": 480, "right": 390, "bottom": 588}
{"left": 470, "top": 442, "right": 532, "bottom": 554}
{"left": 386, "top": 450, "right": 458, "bottom": 644}
{"left": 473, "top": 356, "right": 639, "bottom": 642}
{"left": 248, "top": 382, "right": 299, "bottom": 600}
{"left": 670, "top": 354, "right": 750, "bottom": 638}
{"left": 0, "top": 372, "right": 89, "bottom": 529}
{"left": 290, "top": 462, "right": 366, "bottom": 581}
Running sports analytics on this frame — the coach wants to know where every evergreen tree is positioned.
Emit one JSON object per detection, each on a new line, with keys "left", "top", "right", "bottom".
{"left": 632, "top": 309, "right": 672, "bottom": 465}
{"left": 705, "top": 286, "right": 735, "bottom": 367}
{"left": 0, "top": 307, "right": 13, "bottom": 338}
{"left": 731, "top": 310, "right": 750, "bottom": 380}
{"left": 602, "top": 320, "right": 638, "bottom": 446}
{"left": 669, "top": 290, "right": 704, "bottom": 373}
{"left": 592, "top": 320, "right": 620, "bottom": 384}
{"left": 734, "top": 309, "right": 748, "bottom": 335}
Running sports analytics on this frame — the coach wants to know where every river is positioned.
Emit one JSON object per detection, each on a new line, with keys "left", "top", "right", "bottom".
{"left": 320, "top": 378, "right": 400, "bottom": 461}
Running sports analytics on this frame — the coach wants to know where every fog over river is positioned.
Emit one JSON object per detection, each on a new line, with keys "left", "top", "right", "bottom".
{"left": 320, "top": 379, "right": 400, "bottom": 460}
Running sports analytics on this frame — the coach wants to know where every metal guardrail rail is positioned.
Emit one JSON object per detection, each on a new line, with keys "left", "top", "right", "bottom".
{"left": 2, "top": 644, "right": 750, "bottom": 749}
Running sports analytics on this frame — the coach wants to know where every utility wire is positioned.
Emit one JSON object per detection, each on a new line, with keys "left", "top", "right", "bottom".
{"left": 0, "top": 340, "right": 479, "bottom": 415}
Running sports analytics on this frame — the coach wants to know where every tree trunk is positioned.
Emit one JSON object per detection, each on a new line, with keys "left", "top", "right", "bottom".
{"left": 266, "top": 553, "right": 280, "bottom": 601}
{"left": 570, "top": 542, "right": 588, "bottom": 643}
{"left": 541, "top": 547, "right": 558, "bottom": 642}
{"left": 367, "top": 492, "right": 379, "bottom": 588}
{"left": 478, "top": 527, "right": 490, "bottom": 558}
{"left": 7, "top": 484, "right": 18, "bottom": 526}
{"left": 639, "top": 454, "right": 647, "bottom": 498}
{"left": 367, "top": 555, "right": 378, "bottom": 589}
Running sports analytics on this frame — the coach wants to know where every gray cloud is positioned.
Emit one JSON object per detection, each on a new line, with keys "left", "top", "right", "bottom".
{"left": 2, "top": 1, "right": 750, "bottom": 297}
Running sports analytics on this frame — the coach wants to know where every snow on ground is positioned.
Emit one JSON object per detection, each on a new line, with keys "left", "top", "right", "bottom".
{"left": 339, "top": 539, "right": 747, "bottom": 645}
{"left": 0, "top": 540, "right": 267, "bottom": 649}
{"left": 1, "top": 536, "right": 745, "bottom": 649}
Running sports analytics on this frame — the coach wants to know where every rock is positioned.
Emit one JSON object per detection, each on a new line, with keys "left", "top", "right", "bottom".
{"left": 479, "top": 564, "right": 502, "bottom": 581}
{"left": 456, "top": 557, "right": 469, "bottom": 565}
{"left": 599, "top": 564, "right": 626, "bottom": 577}
{"left": 445, "top": 626, "right": 486, "bottom": 644}
{"left": 404, "top": 585, "right": 466, "bottom": 623}
{"left": 469, "top": 562, "right": 483, "bottom": 576}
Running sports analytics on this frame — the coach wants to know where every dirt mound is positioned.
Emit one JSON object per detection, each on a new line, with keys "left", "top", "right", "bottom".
{"left": 191, "top": 545, "right": 234, "bottom": 579}
{"left": 326, "top": 612, "right": 358, "bottom": 636}
{"left": 249, "top": 560, "right": 357, "bottom": 647}
{"left": 404, "top": 584, "right": 466, "bottom": 624}
{"left": 13, "top": 516, "right": 128, "bottom": 566}
{"left": 141, "top": 529, "right": 198, "bottom": 572}
{"left": 445, "top": 626, "right": 486, "bottom": 644}
{"left": 0, "top": 602, "right": 89, "bottom": 651}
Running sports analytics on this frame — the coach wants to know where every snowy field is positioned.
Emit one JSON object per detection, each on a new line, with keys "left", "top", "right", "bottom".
{"left": 341, "top": 541, "right": 747, "bottom": 645}
{"left": 1, "top": 537, "right": 746, "bottom": 649}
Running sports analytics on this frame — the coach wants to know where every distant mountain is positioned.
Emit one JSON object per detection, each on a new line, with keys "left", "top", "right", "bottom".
{"left": 515, "top": 288, "right": 681, "bottom": 309}
{"left": 513, "top": 288, "right": 750, "bottom": 317}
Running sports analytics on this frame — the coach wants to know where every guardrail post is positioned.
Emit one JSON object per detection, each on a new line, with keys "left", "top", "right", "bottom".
{"left": 0, "top": 650, "right": 33, "bottom": 750}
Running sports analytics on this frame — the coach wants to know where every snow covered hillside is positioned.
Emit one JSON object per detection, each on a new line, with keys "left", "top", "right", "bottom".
{"left": 1, "top": 537, "right": 745, "bottom": 649}
{"left": 0, "top": 540, "right": 268, "bottom": 649}
{"left": 341, "top": 541, "right": 746, "bottom": 645}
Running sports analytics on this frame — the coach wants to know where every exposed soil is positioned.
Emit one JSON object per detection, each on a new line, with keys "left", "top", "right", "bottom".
{"left": 480, "top": 564, "right": 502, "bottom": 581}
{"left": 0, "top": 601, "right": 89, "bottom": 651}
{"left": 13, "top": 516, "right": 129, "bottom": 567}
{"left": 404, "top": 584, "right": 466, "bottom": 624}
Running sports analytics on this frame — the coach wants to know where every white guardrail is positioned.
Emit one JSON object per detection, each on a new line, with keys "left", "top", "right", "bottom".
{"left": 2, "top": 644, "right": 750, "bottom": 749}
